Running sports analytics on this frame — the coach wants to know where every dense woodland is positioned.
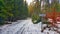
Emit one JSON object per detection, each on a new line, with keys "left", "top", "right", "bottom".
{"left": 0, "top": 0, "right": 60, "bottom": 25}
{"left": 28, "top": 0, "right": 60, "bottom": 23}
{"left": 0, "top": 0, "right": 28, "bottom": 25}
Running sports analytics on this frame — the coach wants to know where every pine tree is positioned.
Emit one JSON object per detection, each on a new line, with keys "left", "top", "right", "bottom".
{"left": 28, "top": 0, "right": 41, "bottom": 24}
{"left": 0, "top": 0, "right": 28, "bottom": 25}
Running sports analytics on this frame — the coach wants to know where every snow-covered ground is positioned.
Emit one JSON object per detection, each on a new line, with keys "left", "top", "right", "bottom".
{"left": 0, "top": 19, "right": 60, "bottom": 34}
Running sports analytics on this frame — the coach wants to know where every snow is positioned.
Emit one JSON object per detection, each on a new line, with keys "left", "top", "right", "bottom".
{"left": 0, "top": 19, "right": 60, "bottom": 34}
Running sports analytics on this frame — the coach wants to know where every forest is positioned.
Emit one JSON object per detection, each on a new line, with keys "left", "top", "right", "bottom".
{"left": 0, "top": 0, "right": 60, "bottom": 25}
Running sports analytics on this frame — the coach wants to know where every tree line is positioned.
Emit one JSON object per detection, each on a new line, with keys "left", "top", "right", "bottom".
{"left": 0, "top": 0, "right": 28, "bottom": 25}
{"left": 28, "top": 0, "right": 60, "bottom": 24}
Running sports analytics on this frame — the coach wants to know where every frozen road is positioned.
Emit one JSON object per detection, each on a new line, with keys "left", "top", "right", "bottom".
{"left": 0, "top": 19, "right": 59, "bottom": 34}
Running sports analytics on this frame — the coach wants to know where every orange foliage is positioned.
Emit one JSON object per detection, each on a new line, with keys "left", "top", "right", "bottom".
{"left": 46, "top": 8, "right": 60, "bottom": 22}
{"left": 45, "top": 8, "right": 60, "bottom": 27}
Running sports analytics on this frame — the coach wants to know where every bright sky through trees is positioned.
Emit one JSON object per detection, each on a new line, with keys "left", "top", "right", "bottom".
{"left": 49, "top": 0, "right": 51, "bottom": 4}
{"left": 26, "top": 0, "right": 33, "bottom": 5}
{"left": 24, "top": 0, "right": 52, "bottom": 6}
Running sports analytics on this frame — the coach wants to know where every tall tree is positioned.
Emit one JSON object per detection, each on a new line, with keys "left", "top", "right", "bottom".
{"left": 0, "top": 0, "right": 14, "bottom": 23}
{"left": 28, "top": 0, "right": 41, "bottom": 23}
{"left": 0, "top": 0, "right": 28, "bottom": 25}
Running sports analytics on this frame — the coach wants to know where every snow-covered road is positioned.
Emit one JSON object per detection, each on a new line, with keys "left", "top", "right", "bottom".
{"left": 0, "top": 20, "right": 28, "bottom": 34}
{"left": 0, "top": 19, "right": 59, "bottom": 34}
